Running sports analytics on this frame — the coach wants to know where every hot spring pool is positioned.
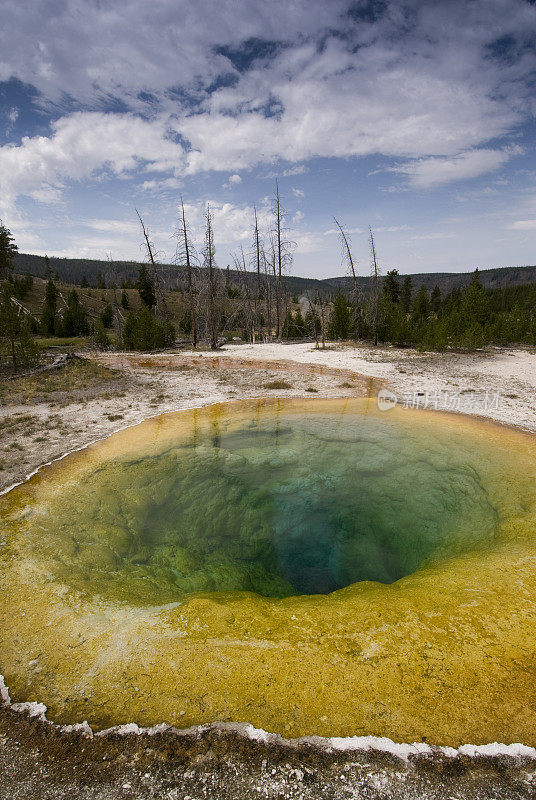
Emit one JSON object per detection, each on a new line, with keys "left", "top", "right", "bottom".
{"left": 1, "top": 397, "right": 536, "bottom": 745}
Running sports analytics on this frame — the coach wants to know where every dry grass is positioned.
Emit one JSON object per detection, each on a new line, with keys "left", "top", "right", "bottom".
{"left": 262, "top": 380, "right": 293, "bottom": 390}
{"left": 0, "top": 358, "right": 124, "bottom": 404}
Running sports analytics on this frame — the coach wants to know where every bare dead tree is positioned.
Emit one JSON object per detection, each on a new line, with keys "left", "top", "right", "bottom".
{"left": 263, "top": 247, "right": 273, "bottom": 341}
{"left": 272, "top": 181, "right": 294, "bottom": 337}
{"left": 252, "top": 205, "right": 264, "bottom": 339}
{"left": 174, "top": 196, "right": 198, "bottom": 347}
{"left": 202, "top": 205, "right": 221, "bottom": 349}
{"left": 369, "top": 226, "right": 380, "bottom": 346}
{"left": 135, "top": 208, "right": 168, "bottom": 317}
{"left": 305, "top": 288, "right": 319, "bottom": 349}
{"left": 306, "top": 290, "right": 327, "bottom": 349}
{"left": 334, "top": 217, "right": 362, "bottom": 339}
{"left": 234, "top": 245, "right": 255, "bottom": 342}
{"left": 266, "top": 232, "right": 279, "bottom": 340}
{"left": 317, "top": 292, "right": 328, "bottom": 349}
{"left": 105, "top": 254, "right": 124, "bottom": 338}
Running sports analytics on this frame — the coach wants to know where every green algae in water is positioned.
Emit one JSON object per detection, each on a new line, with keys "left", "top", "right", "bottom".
{"left": 4, "top": 398, "right": 536, "bottom": 743}
{"left": 26, "top": 410, "right": 499, "bottom": 603}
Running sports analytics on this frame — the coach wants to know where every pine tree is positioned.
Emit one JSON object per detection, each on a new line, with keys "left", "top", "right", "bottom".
{"left": 92, "top": 319, "right": 110, "bottom": 350}
{"left": 401, "top": 275, "right": 412, "bottom": 313}
{"left": 60, "top": 289, "right": 89, "bottom": 336}
{"left": 412, "top": 285, "right": 430, "bottom": 322}
{"left": 0, "top": 283, "right": 37, "bottom": 371}
{"left": 383, "top": 269, "right": 400, "bottom": 304}
{"left": 293, "top": 308, "right": 305, "bottom": 336}
{"left": 0, "top": 223, "right": 18, "bottom": 276}
{"left": 120, "top": 290, "right": 130, "bottom": 309}
{"left": 282, "top": 310, "right": 295, "bottom": 338}
{"left": 136, "top": 264, "right": 156, "bottom": 310}
{"left": 100, "top": 303, "right": 114, "bottom": 328}
{"left": 329, "top": 291, "right": 351, "bottom": 339}
{"left": 462, "top": 268, "right": 490, "bottom": 326}
{"left": 40, "top": 278, "right": 59, "bottom": 335}
{"left": 122, "top": 307, "right": 175, "bottom": 351}
{"left": 430, "top": 285, "right": 442, "bottom": 314}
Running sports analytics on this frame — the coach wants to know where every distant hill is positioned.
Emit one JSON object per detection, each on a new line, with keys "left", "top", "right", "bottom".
{"left": 13, "top": 252, "right": 536, "bottom": 297}
{"left": 326, "top": 265, "right": 536, "bottom": 295}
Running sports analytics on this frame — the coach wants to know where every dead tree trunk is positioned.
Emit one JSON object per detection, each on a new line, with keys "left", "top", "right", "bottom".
{"left": 369, "top": 226, "right": 380, "bottom": 346}
{"left": 334, "top": 217, "right": 362, "bottom": 339}
{"left": 275, "top": 182, "right": 282, "bottom": 337}
{"left": 253, "top": 205, "right": 263, "bottom": 340}
{"left": 235, "top": 246, "right": 255, "bottom": 342}
{"left": 180, "top": 196, "right": 197, "bottom": 347}
{"left": 264, "top": 249, "right": 273, "bottom": 341}
{"left": 204, "top": 205, "right": 219, "bottom": 350}
{"left": 135, "top": 208, "right": 168, "bottom": 318}
{"left": 306, "top": 289, "right": 319, "bottom": 349}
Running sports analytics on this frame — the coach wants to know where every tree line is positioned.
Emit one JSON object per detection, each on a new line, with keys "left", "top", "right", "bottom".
{"left": 1, "top": 196, "right": 536, "bottom": 372}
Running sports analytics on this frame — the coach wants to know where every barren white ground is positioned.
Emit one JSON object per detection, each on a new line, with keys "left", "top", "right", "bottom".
{"left": 215, "top": 343, "right": 536, "bottom": 432}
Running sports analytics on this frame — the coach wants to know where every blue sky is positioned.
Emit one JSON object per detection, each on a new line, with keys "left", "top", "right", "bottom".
{"left": 1, "top": 0, "right": 536, "bottom": 278}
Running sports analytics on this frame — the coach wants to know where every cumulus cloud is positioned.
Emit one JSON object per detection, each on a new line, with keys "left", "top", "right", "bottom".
{"left": 0, "top": 0, "right": 348, "bottom": 105}
{"left": 2, "top": 1, "right": 535, "bottom": 174}
{"left": 0, "top": 112, "right": 184, "bottom": 218}
{"left": 1, "top": 0, "right": 536, "bottom": 261}
{"left": 177, "top": 200, "right": 272, "bottom": 249}
{"left": 391, "top": 149, "right": 515, "bottom": 188}
{"left": 223, "top": 173, "right": 243, "bottom": 189}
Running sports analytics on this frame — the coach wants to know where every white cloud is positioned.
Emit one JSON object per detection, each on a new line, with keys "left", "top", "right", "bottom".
{"left": 223, "top": 172, "right": 243, "bottom": 190}
{"left": 0, "top": 0, "right": 534, "bottom": 214}
{"left": 410, "top": 232, "right": 457, "bottom": 240}
{"left": 374, "top": 225, "right": 410, "bottom": 233}
{"left": 263, "top": 165, "right": 309, "bottom": 179}
{"left": 508, "top": 220, "right": 536, "bottom": 230}
{"left": 292, "top": 187, "right": 304, "bottom": 199}
{"left": 0, "top": 0, "right": 348, "bottom": 105}
{"left": 292, "top": 209, "right": 304, "bottom": 223}
{"left": 392, "top": 149, "right": 514, "bottom": 189}
{"left": 1, "top": 0, "right": 536, "bottom": 272}
{"left": 324, "top": 227, "right": 363, "bottom": 236}
{"left": 177, "top": 200, "right": 272, "bottom": 250}
{"left": 85, "top": 219, "right": 139, "bottom": 234}
{"left": 0, "top": 112, "right": 184, "bottom": 218}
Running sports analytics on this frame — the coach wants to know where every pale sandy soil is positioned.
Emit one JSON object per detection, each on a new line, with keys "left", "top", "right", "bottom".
{"left": 214, "top": 342, "right": 536, "bottom": 432}
{"left": 0, "top": 349, "right": 379, "bottom": 493}
{"left": 2, "top": 342, "right": 534, "bottom": 494}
